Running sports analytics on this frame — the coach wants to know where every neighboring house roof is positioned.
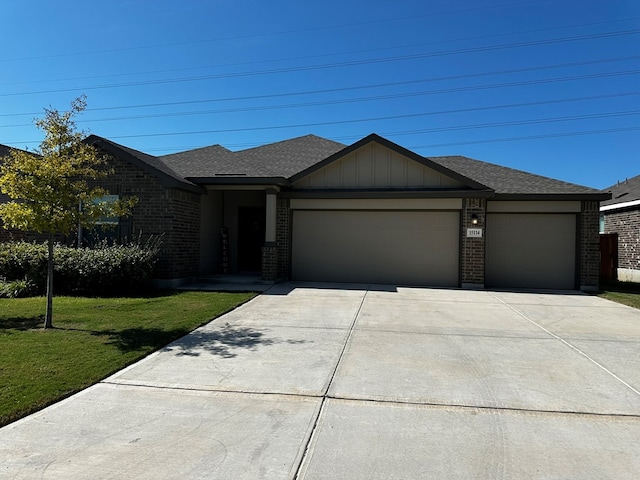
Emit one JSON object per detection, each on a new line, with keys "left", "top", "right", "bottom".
{"left": 600, "top": 174, "right": 640, "bottom": 211}
{"left": 431, "top": 155, "right": 608, "bottom": 199}
{"left": 85, "top": 135, "right": 202, "bottom": 193}
{"left": 161, "top": 134, "right": 346, "bottom": 182}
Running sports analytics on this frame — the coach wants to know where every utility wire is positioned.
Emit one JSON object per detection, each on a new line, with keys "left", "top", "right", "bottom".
{"left": 2, "top": 70, "right": 637, "bottom": 128}
{"left": 409, "top": 126, "right": 640, "bottom": 149}
{"left": 2, "top": 56, "right": 638, "bottom": 118}
{"left": 3, "top": 15, "right": 636, "bottom": 86}
{"left": 2, "top": 28, "right": 638, "bottom": 98}
{"left": 89, "top": 93, "right": 640, "bottom": 140}
{"left": 0, "top": 1, "right": 560, "bottom": 62}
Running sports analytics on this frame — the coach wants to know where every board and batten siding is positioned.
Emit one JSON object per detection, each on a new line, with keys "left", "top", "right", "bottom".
{"left": 293, "top": 143, "right": 464, "bottom": 189}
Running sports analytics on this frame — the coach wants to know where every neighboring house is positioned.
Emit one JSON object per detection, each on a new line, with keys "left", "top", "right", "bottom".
{"left": 1, "top": 133, "right": 609, "bottom": 291}
{"left": 600, "top": 174, "right": 640, "bottom": 282}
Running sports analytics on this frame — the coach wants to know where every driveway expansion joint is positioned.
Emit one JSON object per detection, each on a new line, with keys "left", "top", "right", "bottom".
{"left": 490, "top": 292, "right": 640, "bottom": 399}
{"left": 293, "top": 289, "right": 369, "bottom": 479}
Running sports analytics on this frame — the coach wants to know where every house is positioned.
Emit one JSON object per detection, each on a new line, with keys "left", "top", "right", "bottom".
{"left": 600, "top": 175, "right": 640, "bottom": 282}
{"left": 1, "top": 134, "right": 609, "bottom": 291}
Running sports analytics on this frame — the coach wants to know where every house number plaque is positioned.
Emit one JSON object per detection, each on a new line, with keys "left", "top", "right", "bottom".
{"left": 466, "top": 228, "right": 483, "bottom": 238}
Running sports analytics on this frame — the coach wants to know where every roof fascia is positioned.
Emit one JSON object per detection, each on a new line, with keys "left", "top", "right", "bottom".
{"left": 289, "top": 133, "right": 490, "bottom": 190}
{"left": 493, "top": 192, "right": 612, "bottom": 201}
{"left": 600, "top": 198, "right": 640, "bottom": 212}
{"left": 187, "top": 176, "right": 291, "bottom": 187}
{"left": 280, "top": 189, "right": 494, "bottom": 199}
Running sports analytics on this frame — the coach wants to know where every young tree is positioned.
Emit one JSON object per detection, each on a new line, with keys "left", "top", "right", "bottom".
{"left": 0, "top": 96, "right": 136, "bottom": 328}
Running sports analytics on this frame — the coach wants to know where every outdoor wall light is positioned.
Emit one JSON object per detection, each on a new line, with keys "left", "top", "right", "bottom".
{"left": 470, "top": 214, "right": 479, "bottom": 225}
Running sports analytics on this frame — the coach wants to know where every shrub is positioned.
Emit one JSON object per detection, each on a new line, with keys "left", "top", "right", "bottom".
{"left": 0, "top": 236, "right": 162, "bottom": 296}
{"left": 0, "top": 278, "right": 38, "bottom": 298}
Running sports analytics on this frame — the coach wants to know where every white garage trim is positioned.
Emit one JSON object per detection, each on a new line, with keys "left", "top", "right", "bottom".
{"left": 290, "top": 198, "right": 462, "bottom": 210}
{"left": 292, "top": 209, "right": 460, "bottom": 286}
{"left": 486, "top": 213, "right": 577, "bottom": 290}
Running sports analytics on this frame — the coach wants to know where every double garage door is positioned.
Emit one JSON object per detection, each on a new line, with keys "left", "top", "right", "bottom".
{"left": 291, "top": 209, "right": 578, "bottom": 290}
{"left": 292, "top": 210, "right": 460, "bottom": 287}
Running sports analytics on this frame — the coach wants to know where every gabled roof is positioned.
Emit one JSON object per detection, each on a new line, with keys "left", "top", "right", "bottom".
{"left": 601, "top": 174, "right": 640, "bottom": 210}
{"left": 430, "top": 155, "right": 609, "bottom": 200}
{"left": 3, "top": 133, "right": 604, "bottom": 200}
{"left": 290, "top": 133, "right": 490, "bottom": 192}
{"left": 85, "top": 135, "right": 202, "bottom": 193}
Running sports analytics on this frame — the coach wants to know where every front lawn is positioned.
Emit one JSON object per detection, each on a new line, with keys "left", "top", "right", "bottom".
{"left": 0, "top": 291, "right": 254, "bottom": 427}
{"left": 599, "top": 281, "right": 640, "bottom": 309}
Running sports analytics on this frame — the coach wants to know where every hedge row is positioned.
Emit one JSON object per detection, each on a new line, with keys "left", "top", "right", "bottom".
{"left": 0, "top": 237, "right": 162, "bottom": 296}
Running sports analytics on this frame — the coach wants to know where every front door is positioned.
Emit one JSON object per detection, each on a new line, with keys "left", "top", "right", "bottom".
{"left": 237, "top": 206, "right": 265, "bottom": 272}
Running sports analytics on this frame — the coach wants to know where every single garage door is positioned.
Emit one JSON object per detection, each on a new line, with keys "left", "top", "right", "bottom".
{"left": 292, "top": 210, "right": 459, "bottom": 286}
{"left": 486, "top": 213, "right": 576, "bottom": 290}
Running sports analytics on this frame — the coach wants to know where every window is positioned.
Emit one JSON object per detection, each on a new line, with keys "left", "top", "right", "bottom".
{"left": 80, "top": 195, "right": 132, "bottom": 246}
{"left": 599, "top": 214, "right": 605, "bottom": 234}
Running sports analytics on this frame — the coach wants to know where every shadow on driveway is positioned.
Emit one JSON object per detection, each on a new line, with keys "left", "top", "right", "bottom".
{"left": 163, "top": 323, "right": 310, "bottom": 358}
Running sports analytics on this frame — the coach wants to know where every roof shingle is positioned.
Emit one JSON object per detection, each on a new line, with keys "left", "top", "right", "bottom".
{"left": 430, "top": 155, "right": 603, "bottom": 196}
{"left": 601, "top": 174, "right": 640, "bottom": 206}
{"left": 161, "top": 134, "right": 345, "bottom": 179}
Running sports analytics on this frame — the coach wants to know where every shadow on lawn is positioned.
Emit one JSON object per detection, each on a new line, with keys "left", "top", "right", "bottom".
{"left": 87, "top": 324, "right": 303, "bottom": 358}
{"left": 0, "top": 316, "right": 44, "bottom": 332}
{"left": 99, "top": 327, "right": 193, "bottom": 353}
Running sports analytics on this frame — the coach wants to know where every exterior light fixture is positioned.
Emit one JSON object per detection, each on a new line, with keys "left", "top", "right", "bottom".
{"left": 470, "top": 214, "right": 479, "bottom": 225}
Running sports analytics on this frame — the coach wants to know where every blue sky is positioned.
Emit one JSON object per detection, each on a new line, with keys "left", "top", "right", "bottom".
{"left": 1, "top": 0, "right": 638, "bottom": 189}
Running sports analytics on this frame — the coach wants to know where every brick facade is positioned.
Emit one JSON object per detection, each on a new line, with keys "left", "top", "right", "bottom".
{"left": 96, "top": 154, "right": 201, "bottom": 280}
{"left": 276, "top": 197, "right": 292, "bottom": 279}
{"left": 580, "top": 200, "right": 600, "bottom": 290}
{"left": 461, "top": 198, "right": 486, "bottom": 288}
{"left": 261, "top": 243, "right": 278, "bottom": 281}
{"left": 603, "top": 207, "right": 640, "bottom": 272}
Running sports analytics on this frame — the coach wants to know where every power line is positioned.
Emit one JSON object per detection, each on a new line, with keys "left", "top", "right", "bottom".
{"left": 0, "top": 1, "right": 558, "bottom": 63}
{"left": 2, "top": 69, "right": 635, "bottom": 128}
{"left": 2, "top": 15, "right": 635, "bottom": 87}
{"left": 2, "top": 28, "right": 638, "bottom": 98}
{"left": 2, "top": 56, "right": 638, "bottom": 119}
{"left": 409, "top": 126, "right": 640, "bottom": 149}
{"left": 86, "top": 93, "right": 640, "bottom": 141}
{"left": 141, "top": 125, "right": 640, "bottom": 153}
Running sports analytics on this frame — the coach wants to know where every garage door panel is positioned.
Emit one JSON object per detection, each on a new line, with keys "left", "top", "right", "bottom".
{"left": 486, "top": 214, "right": 576, "bottom": 290}
{"left": 292, "top": 210, "right": 459, "bottom": 286}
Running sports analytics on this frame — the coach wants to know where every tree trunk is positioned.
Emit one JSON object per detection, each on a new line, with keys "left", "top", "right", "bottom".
{"left": 44, "top": 234, "right": 54, "bottom": 329}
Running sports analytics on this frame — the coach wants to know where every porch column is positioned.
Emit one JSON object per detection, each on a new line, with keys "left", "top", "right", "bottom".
{"left": 262, "top": 189, "right": 278, "bottom": 281}
{"left": 265, "top": 189, "right": 277, "bottom": 243}
{"left": 461, "top": 197, "right": 486, "bottom": 289}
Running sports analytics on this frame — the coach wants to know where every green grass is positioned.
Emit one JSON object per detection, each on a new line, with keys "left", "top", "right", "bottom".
{"left": 598, "top": 281, "right": 640, "bottom": 309}
{"left": 0, "top": 291, "right": 255, "bottom": 427}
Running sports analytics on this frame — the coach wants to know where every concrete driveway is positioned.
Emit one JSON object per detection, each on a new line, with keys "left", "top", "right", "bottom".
{"left": 2, "top": 283, "right": 640, "bottom": 479}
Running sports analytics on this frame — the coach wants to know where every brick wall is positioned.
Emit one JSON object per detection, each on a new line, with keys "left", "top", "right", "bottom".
{"left": 262, "top": 244, "right": 278, "bottom": 281}
{"left": 580, "top": 200, "right": 600, "bottom": 290}
{"left": 604, "top": 207, "right": 640, "bottom": 272}
{"left": 96, "top": 154, "right": 201, "bottom": 280}
{"left": 276, "top": 197, "right": 291, "bottom": 279}
{"left": 461, "top": 198, "right": 486, "bottom": 287}
{"left": 167, "top": 189, "right": 201, "bottom": 278}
